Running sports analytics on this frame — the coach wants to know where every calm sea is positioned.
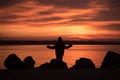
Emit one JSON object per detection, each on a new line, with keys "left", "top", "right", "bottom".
{"left": 0, "top": 45, "right": 120, "bottom": 69}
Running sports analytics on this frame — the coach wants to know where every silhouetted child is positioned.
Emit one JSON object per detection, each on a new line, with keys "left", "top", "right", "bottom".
{"left": 47, "top": 37, "right": 72, "bottom": 61}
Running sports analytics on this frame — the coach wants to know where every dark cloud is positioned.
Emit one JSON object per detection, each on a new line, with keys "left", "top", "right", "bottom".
{"left": 107, "top": 0, "right": 120, "bottom": 9}
{"left": 66, "top": 18, "right": 86, "bottom": 24}
{"left": 92, "top": 9, "right": 120, "bottom": 21}
{"left": 40, "top": 17, "right": 63, "bottom": 21}
{"left": 91, "top": 0, "right": 120, "bottom": 21}
{"left": 67, "top": 14, "right": 93, "bottom": 23}
{"left": 25, "top": 17, "right": 63, "bottom": 23}
{"left": 37, "top": 0, "right": 91, "bottom": 9}
{"left": 0, "top": 0, "right": 25, "bottom": 8}
{"left": 70, "top": 18, "right": 85, "bottom": 22}
{"left": 14, "top": 6, "right": 33, "bottom": 12}
{"left": 0, "top": 15, "right": 23, "bottom": 20}
{"left": 99, "top": 24, "right": 120, "bottom": 31}
{"left": 38, "top": 10, "right": 55, "bottom": 15}
{"left": 0, "top": 20, "right": 16, "bottom": 24}
{"left": 0, "top": 14, "right": 25, "bottom": 24}
{"left": 0, "top": 0, "right": 119, "bottom": 27}
{"left": 37, "top": 9, "right": 65, "bottom": 15}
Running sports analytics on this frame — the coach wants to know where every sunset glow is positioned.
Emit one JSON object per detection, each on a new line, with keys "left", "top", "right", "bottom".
{"left": 0, "top": 0, "right": 120, "bottom": 41}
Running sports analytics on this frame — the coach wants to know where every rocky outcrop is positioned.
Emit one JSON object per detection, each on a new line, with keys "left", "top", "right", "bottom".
{"left": 101, "top": 51, "right": 120, "bottom": 68}
{"left": 4, "top": 54, "right": 23, "bottom": 69}
{"left": 37, "top": 59, "right": 68, "bottom": 69}
{"left": 23, "top": 56, "right": 35, "bottom": 68}
{"left": 70, "top": 58, "right": 95, "bottom": 69}
{"left": 4, "top": 54, "right": 35, "bottom": 69}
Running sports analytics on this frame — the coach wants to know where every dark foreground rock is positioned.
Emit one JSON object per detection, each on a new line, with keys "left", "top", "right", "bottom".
{"left": 0, "top": 69, "right": 120, "bottom": 80}
{"left": 37, "top": 59, "right": 68, "bottom": 69}
{"left": 23, "top": 56, "right": 35, "bottom": 69}
{"left": 70, "top": 58, "right": 95, "bottom": 69}
{"left": 4, "top": 54, "right": 23, "bottom": 69}
{"left": 101, "top": 51, "right": 120, "bottom": 68}
{"left": 4, "top": 54, "right": 35, "bottom": 69}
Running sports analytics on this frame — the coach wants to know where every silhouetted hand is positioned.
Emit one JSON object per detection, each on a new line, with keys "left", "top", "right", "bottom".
{"left": 47, "top": 45, "right": 55, "bottom": 49}
{"left": 65, "top": 44, "right": 73, "bottom": 49}
{"left": 47, "top": 45, "right": 50, "bottom": 48}
{"left": 69, "top": 44, "right": 72, "bottom": 47}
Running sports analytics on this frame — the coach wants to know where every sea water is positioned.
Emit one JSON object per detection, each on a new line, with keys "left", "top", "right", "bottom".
{"left": 0, "top": 45, "right": 120, "bottom": 69}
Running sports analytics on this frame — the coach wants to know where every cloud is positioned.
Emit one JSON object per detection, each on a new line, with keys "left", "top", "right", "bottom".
{"left": 99, "top": 24, "right": 120, "bottom": 31}
{"left": 0, "top": 14, "right": 23, "bottom": 20}
{"left": 91, "top": 0, "right": 120, "bottom": 21}
{"left": 0, "top": 0, "right": 25, "bottom": 8}
{"left": 40, "top": 17, "right": 63, "bottom": 21}
{"left": 92, "top": 10, "right": 120, "bottom": 21}
{"left": 24, "top": 16, "right": 63, "bottom": 23}
{"left": 38, "top": 10, "right": 55, "bottom": 15}
{"left": 37, "top": 0, "right": 91, "bottom": 9}
{"left": 0, "top": 1, "right": 38, "bottom": 24}
{"left": 0, "top": 0, "right": 120, "bottom": 26}
{"left": 107, "top": 0, "right": 120, "bottom": 9}
{"left": 0, "top": 20, "right": 16, "bottom": 24}
{"left": 0, "top": 0, "right": 110, "bottom": 26}
{"left": 0, "top": 13, "right": 26, "bottom": 24}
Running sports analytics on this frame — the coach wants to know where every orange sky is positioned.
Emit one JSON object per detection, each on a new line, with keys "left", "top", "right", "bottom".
{"left": 0, "top": 0, "right": 120, "bottom": 41}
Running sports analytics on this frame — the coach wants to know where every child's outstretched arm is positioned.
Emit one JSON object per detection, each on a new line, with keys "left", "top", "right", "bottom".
{"left": 65, "top": 44, "right": 72, "bottom": 49}
{"left": 46, "top": 45, "right": 55, "bottom": 49}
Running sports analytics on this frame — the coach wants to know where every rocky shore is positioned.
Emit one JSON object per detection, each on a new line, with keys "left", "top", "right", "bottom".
{"left": 0, "top": 51, "right": 120, "bottom": 80}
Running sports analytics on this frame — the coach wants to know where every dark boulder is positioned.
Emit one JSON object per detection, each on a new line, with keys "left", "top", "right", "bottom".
{"left": 4, "top": 54, "right": 23, "bottom": 69}
{"left": 38, "top": 59, "right": 68, "bottom": 69}
{"left": 23, "top": 56, "right": 35, "bottom": 68}
{"left": 38, "top": 62, "right": 50, "bottom": 69}
{"left": 101, "top": 51, "right": 120, "bottom": 68}
{"left": 49, "top": 59, "right": 68, "bottom": 69}
{"left": 70, "top": 58, "right": 95, "bottom": 69}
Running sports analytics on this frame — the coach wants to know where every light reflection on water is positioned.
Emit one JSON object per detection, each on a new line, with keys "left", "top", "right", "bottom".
{"left": 0, "top": 45, "right": 120, "bottom": 69}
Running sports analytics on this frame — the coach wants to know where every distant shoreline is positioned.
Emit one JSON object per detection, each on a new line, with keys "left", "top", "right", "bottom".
{"left": 0, "top": 40, "right": 120, "bottom": 45}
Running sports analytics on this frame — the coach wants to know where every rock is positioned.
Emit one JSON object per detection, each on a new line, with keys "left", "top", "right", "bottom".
{"left": 49, "top": 59, "right": 68, "bottom": 69}
{"left": 23, "top": 56, "right": 35, "bottom": 68}
{"left": 70, "top": 58, "right": 95, "bottom": 69}
{"left": 4, "top": 54, "right": 23, "bottom": 69}
{"left": 38, "top": 62, "right": 50, "bottom": 69}
{"left": 37, "top": 59, "right": 68, "bottom": 69}
{"left": 101, "top": 51, "right": 120, "bottom": 68}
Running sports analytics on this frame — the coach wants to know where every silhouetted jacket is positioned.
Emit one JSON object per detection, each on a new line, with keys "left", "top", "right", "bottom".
{"left": 48, "top": 41, "right": 71, "bottom": 51}
{"left": 47, "top": 37, "right": 72, "bottom": 61}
